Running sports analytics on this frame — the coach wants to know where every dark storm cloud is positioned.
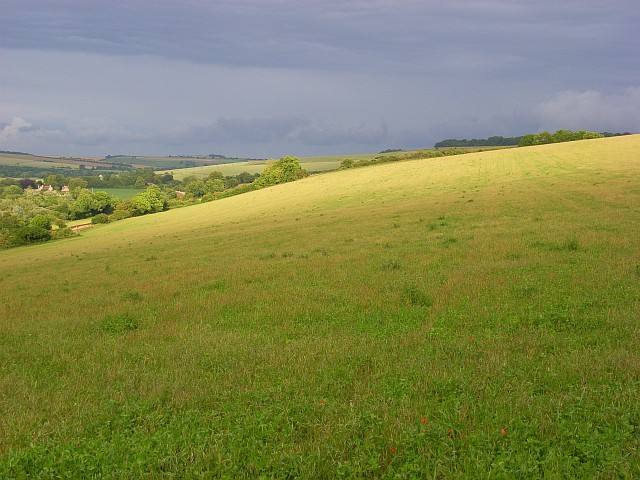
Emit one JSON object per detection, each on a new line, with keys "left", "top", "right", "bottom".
{"left": 3, "top": 0, "right": 638, "bottom": 79}
{"left": 1, "top": 1, "right": 638, "bottom": 156}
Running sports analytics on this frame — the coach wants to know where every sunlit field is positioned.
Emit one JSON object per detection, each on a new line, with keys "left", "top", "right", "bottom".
{"left": 1, "top": 136, "right": 639, "bottom": 477}
{"left": 159, "top": 152, "right": 400, "bottom": 179}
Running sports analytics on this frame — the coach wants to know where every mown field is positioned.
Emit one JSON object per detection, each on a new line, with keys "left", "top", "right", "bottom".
{"left": 1, "top": 136, "right": 639, "bottom": 477}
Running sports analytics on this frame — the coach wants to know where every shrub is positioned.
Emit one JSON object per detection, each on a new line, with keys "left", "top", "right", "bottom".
{"left": 91, "top": 213, "right": 110, "bottom": 224}
{"left": 111, "top": 210, "right": 132, "bottom": 221}
{"left": 51, "top": 228, "right": 76, "bottom": 240}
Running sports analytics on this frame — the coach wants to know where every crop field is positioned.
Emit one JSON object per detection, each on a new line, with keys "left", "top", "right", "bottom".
{"left": 0, "top": 153, "right": 78, "bottom": 170}
{"left": 1, "top": 136, "right": 639, "bottom": 477}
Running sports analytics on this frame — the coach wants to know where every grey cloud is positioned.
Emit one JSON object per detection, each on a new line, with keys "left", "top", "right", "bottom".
{"left": 295, "top": 121, "right": 388, "bottom": 146}
{"left": 161, "top": 117, "right": 309, "bottom": 145}
{"left": 533, "top": 88, "right": 640, "bottom": 133}
{"left": 3, "top": 0, "right": 638, "bottom": 78}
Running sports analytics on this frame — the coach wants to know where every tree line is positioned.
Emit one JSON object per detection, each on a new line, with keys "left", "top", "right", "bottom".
{"left": 435, "top": 130, "right": 633, "bottom": 148}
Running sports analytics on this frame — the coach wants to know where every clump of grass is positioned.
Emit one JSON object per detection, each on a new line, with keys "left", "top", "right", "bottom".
{"left": 202, "top": 280, "right": 226, "bottom": 292}
{"left": 281, "top": 251, "right": 294, "bottom": 258}
{"left": 564, "top": 236, "right": 579, "bottom": 251}
{"left": 260, "top": 252, "right": 276, "bottom": 260}
{"left": 402, "top": 283, "right": 432, "bottom": 307}
{"left": 122, "top": 290, "right": 142, "bottom": 301}
{"left": 380, "top": 258, "right": 403, "bottom": 271}
{"left": 100, "top": 312, "right": 139, "bottom": 334}
{"left": 442, "top": 237, "right": 458, "bottom": 246}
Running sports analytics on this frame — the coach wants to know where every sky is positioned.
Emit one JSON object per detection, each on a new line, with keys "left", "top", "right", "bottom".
{"left": 1, "top": 0, "right": 639, "bottom": 158}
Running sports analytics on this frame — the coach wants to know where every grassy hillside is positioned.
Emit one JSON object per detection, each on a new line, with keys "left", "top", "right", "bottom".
{"left": 1, "top": 136, "right": 639, "bottom": 477}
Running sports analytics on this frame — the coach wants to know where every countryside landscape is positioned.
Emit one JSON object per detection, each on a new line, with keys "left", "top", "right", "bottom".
{"left": 2, "top": 1, "right": 639, "bottom": 478}
{"left": 1, "top": 134, "right": 639, "bottom": 477}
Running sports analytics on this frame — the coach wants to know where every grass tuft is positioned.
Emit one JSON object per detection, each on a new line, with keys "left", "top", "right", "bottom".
{"left": 100, "top": 312, "right": 140, "bottom": 334}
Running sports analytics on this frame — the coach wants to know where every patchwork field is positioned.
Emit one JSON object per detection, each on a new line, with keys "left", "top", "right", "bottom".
{"left": 1, "top": 136, "right": 639, "bottom": 477}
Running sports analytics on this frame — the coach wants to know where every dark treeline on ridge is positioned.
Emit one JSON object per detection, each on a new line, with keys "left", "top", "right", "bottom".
{"left": 435, "top": 130, "right": 633, "bottom": 148}
{"left": 434, "top": 136, "right": 522, "bottom": 148}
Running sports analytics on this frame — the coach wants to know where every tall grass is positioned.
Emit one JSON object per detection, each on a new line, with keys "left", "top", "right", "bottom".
{"left": 1, "top": 136, "right": 639, "bottom": 477}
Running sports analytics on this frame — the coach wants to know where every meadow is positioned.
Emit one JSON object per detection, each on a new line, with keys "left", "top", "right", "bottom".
{"left": 0, "top": 136, "right": 639, "bottom": 477}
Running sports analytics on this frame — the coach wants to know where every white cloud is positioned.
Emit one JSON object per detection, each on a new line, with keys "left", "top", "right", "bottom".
{"left": 534, "top": 88, "right": 640, "bottom": 133}
{"left": 0, "top": 117, "right": 33, "bottom": 143}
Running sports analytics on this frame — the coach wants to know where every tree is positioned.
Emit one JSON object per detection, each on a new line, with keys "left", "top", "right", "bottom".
{"left": 44, "top": 174, "right": 67, "bottom": 190}
{"left": 68, "top": 177, "right": 88, "bottom": 191}
{"left": 255, "top": 156, "right": 308, "bottom": 188}
{"left": 19, "top": 178, "right": 38, "bottom": 190}
{"left": 552, "top": 129, "right": 578, "bottom": 143}
{"left": 2, "top": 185, "right": 22, "bottom": 198}
{"left": 533, "top": 131, "right": 553, "bottom": 145}
{"left": 129, "top": 185, "right": 166, "bottom": 215}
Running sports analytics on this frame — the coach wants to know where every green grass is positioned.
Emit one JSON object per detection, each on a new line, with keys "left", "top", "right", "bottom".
{"left": 97, "top": 187, "right": 143, "bottom": 200}
{"left": 1, "top": 136, "right": 639, "bottom": 477}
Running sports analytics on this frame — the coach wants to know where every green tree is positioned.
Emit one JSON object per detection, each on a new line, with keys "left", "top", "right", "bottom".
{"left": 255, "top": 156, "right": 308, "bottom": 188}
{"left": 533, "top": 131, "right": 553, "bottom": 145}
{"left": 44, "top": 174, "right": 67, "bottom": 189}
{"left": 552, "top": 129, "right": 578, "bottom": 143}
{"left": 68, "top": 177, "right": 89, "bottom": 191}
{"left": 129, "top": 185, "right": 166, "bottom": 216}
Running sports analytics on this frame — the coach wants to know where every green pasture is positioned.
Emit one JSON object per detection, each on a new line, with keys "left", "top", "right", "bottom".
{"left": 97, "top": 187, "right": 143, "bottom": 200}
{"left": 1, "top": 136, "right": 639, "bottom": 477}
{"left": 160, "top": 160, "right": 266, "bottom": 179}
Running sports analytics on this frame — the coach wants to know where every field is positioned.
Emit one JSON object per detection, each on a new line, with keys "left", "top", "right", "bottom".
{"left": 158, "top": 152, "right": 416, "bottom": 180}
{"left": 1, "top": 136, "right": 639, "bottom": 477}
{"left": 97, "top": 187, "right": 143, "bottom": 200}
{"left": 0, "top": 153, "right": 114, "bottom": 170}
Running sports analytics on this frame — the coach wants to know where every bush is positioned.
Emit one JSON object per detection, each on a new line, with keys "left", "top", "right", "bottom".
{"left": 91, "top": 213, "right": 110, "bottom": 224}
{"left": 111, "top": 209, "right": 132, "bottom": 221}
{"left": 51, "top": 228, "right": 76, "bottom": 240}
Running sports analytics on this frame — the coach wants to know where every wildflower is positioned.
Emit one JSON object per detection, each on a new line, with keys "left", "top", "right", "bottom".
{"left": 421, "top": 417, "right": 427, "bottom": 424}
{"left": 469, "top": 335, "right": 474, "bottom": 341}
{"left": 390, "top": 446, "right": 396, "bottom": 453}
{"left": 500, "top": 429, "right": 507, "bottom": 435}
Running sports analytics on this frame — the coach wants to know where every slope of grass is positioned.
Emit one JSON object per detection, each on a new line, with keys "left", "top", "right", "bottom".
{"left": 1, "top": 136, "right": 639, "bottom": 477}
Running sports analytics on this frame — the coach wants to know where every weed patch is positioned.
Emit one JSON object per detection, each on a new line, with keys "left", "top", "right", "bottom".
{"left": 380, "top": 258, "right": 403, "bottom": 271}
{"left": 402, "top": 283, "right": 432, "bottom": 307}
{"left": 100, "top": 312, "right": 140, "bottom": 334}
{"left": 202, "top": 280, "right": 227, "bottom": 292}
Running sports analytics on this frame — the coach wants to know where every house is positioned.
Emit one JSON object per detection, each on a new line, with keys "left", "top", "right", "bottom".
{"left": 61, "top": 185, "right": 70, "bottom": 192}
{"left": 176, "top": 190, "right": 186, "bottom": 199}
{"left": 38, "top": 185, "right": 54, "bottom": 192}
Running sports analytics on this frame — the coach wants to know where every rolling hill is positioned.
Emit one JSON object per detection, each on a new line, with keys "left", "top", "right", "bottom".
{"left": 1, "top": 136, "right": 639, "bottom": 477}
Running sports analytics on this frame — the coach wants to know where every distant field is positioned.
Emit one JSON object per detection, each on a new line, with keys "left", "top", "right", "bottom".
{"left": 96, "top": 187, "right": 143, "bottom": 200}
{"left": 0, "top": 153, "right": 78, "bottom": 169}
{"left": 110, "top": 156, "right": 261, "bottom": 170}
{"left": 160, "top": 151, "right": 404, "bottom": 179}
{"left": 1, "top": 136, "right": 639, "bottom": 477}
